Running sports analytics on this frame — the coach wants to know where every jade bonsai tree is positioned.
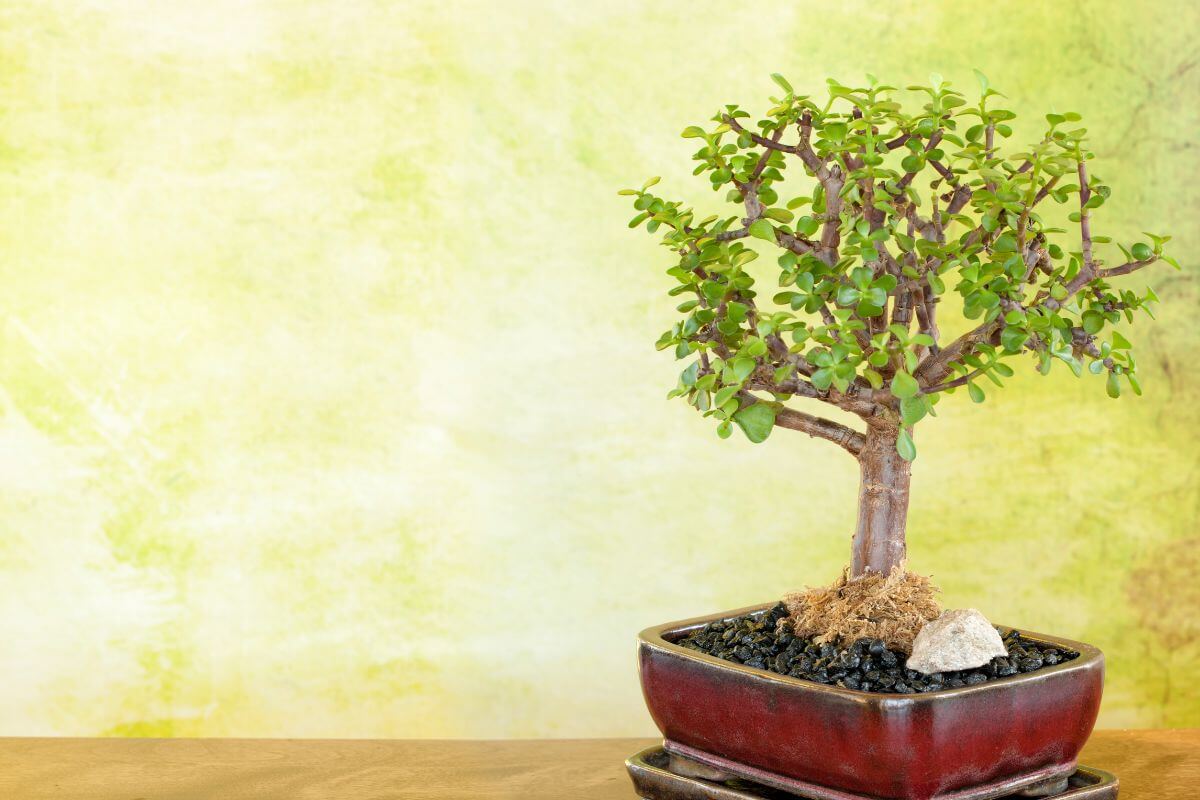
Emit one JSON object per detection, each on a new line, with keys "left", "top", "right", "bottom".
{"left": 622, "top": 73, "right": 1175, "bottom": 597}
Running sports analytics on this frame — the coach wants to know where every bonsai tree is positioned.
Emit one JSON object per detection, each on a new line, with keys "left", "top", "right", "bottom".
{"left": 622, "top": 73, "right": 1176, "bottom": 586}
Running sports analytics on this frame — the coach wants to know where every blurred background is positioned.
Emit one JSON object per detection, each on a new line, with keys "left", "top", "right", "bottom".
{"left": 0, "top": 0, "right": 1195, "bottom": 738}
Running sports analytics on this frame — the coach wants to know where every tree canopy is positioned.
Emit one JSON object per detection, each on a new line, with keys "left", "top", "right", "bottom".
{"left": 622, "top": 72, "right": 1176, "bottom": 460}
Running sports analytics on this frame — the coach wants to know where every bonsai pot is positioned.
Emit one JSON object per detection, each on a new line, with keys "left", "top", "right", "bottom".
{"left": 637, "top": 603, "right": 1106, "bottom": 800}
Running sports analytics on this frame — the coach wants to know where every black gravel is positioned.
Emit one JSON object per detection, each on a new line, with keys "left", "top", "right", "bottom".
{"left": 676, "top": 603, "right": 1079, "bottom": 694}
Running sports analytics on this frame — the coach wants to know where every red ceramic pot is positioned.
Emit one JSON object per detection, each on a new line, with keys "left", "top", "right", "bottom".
{"left": 639, "top": 603, "right": 1105, "bottom": 800}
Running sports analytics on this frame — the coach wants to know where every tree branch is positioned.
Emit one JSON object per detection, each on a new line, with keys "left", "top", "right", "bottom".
{"left": 722, "top": 115, "right": 801, "bottom": 156}
{"left": 774, "top": 405, "right": 866, "bottom": 455}
{"left": 1077, "top": 160, "right": 1095, "bottom": 270}
{"left": 895, "top": 129, "right": 943, "bottom": 193}
{"left": 945, "top": 183, "right": 973, "bottom": 215}
{"left": 712, "top": 225, "right": 818, "bottom": 255}
{"left": 795, "top": 112, "right": 833, "bottom": 180}
{"left": 918, "top": 158, "right": 1127, "bottom": 388}
{"left": 923, "top": 366, "right": 987, "bottom": 394}
{"left": 1070, "top": 327, "right": 1123, "bottom": 375}
{"left": 1098, "top": 257, "right": 1158, "bottom": 279}
{"left": 748, "top": 125, "right": 783, "bottom": 181}
{"left": 914, "top": 319, "right": 997, "bottom": 387}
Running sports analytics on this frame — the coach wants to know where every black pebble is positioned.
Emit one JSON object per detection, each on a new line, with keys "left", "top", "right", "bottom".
{"left": 676, "top": 603, "right": 1079, "bottom": 696}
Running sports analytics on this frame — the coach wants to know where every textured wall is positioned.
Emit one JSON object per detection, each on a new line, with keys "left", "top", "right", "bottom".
{"left": 0, "top": 0, "right": 1195, "bottom": 737}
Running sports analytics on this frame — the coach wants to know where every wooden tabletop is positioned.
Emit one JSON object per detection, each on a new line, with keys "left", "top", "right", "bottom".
{"left": 0, "top": 730, "right": 1194, "bottom": 799}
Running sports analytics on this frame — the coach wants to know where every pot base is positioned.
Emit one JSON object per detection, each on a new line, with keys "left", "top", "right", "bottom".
{"left": 626, "top": 745, "right": 1118, "bottom": 800}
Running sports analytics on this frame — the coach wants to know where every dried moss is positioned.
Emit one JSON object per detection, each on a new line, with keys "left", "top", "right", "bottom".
{"left": 781, "top": 567, "right": 941, "bottom": 653}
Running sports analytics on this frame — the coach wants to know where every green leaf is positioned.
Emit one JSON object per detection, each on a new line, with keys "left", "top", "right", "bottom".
{"left": 992, "top": 232, "right": 1018, "bottom": 253}
{"left": 681, "top": 126, "right": 707, "bottom": 139}
{"left": 1000, "top": 327, "right": 1028, "bottom": 353}
{"left": 1106, "top": 371, "right": 1121, "bottom": 399}
{"left": 900, "top": 396, "right": 928, "bottom": 426}
{"left": 1131, "top": 242, "right": 1154, "bottom": 261}
{"left": 1038, "top": 352, "right": 1052, "bottom": 375}
{"left": 716, "top": 420, "right": 733, "bottom": 439}
{"left": 890, "top": 371, "right": 919, "bottom": 400}
{"left": 968, "top": 382, "right": 985, "bottom": 403}
{"left": 730, "top": 357, "right": 756, "bottom": 383}
{"left": 1081, "top": 310, "right": 1105, "bottom": 335}
{"left": 864, "top": 287, "right": 887, "bottom": 307}
{"left": 822, "top": 122, "right": 848, "bottom": 141}
{"left": 742, "top": 337, "right": 768, "bottom": 358}
{"left": 896, "top": 428, "right": 916, "bottom": 461}
{"left": 973, "top": 69, "right": 989, "bottom": 94}
{"left": 733, "top": 402, "right": 777, "bottom": 443}
{"left": 713, "top": 385, "right": 740, "bottom": 408}
{"left": 795, "top": 216, "right": 820, "bottom": 237}
{"left": 836, "top": 286, "right": 861, "bottom": 306}
{"left": 774, "top": 291, "right": 802, "bottom": 308}
{"left": 681, "top": 362, "right": 699, "bottom": 386}
{"left": 850, "top": 267, "right": 873, "bottom": 290}
{"left": 749, "top": 219, "right": 777, "bottom": 243}
{"left": 770, "top": 73, "right": 794, "bottom": 94}
{"left": 731, "top": 249, "right": 758, "bottom": 267}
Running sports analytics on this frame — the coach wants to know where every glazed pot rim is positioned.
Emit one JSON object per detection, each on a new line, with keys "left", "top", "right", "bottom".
{"left": 639, "top": 602, "right": 1103, "bottom": 704}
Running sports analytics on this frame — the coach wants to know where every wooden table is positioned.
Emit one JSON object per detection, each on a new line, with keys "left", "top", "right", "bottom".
{"left": 0, "top": 730, "right": 1194, "bottom": 799}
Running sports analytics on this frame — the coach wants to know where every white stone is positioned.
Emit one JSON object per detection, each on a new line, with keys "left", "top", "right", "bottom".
{"left": 906, "top": 608, "right": 1008, "bottom": 675}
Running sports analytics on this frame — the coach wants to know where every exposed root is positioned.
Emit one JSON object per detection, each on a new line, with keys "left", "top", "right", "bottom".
{"left": 781, "top": 566, "right": 941, "bottom": 653}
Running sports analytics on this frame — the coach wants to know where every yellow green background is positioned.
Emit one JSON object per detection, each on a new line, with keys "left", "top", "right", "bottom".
{"left": 0, "top": 0, "right": 1196, "bottom": 737}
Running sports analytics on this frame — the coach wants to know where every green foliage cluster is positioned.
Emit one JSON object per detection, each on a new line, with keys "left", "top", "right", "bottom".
{"left": 622, "top": 72, "right": 1176, "bottom": 459}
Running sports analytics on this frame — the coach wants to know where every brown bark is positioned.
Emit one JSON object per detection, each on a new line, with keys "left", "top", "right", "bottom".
{"left": 774, "top": 406, "right": 865, "bottom": 456}
{"left": 851, "top": 419, "right": 911, "bottom": 577}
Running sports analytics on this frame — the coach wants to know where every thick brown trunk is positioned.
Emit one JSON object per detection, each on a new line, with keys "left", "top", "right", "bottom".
{"left": 851, "top": 420, "right": 911, "bottom": 577}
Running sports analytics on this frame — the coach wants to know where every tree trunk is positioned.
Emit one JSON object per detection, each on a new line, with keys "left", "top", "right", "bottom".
{"left": 851, "top": 420, "right": 911, "bottom": 577}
